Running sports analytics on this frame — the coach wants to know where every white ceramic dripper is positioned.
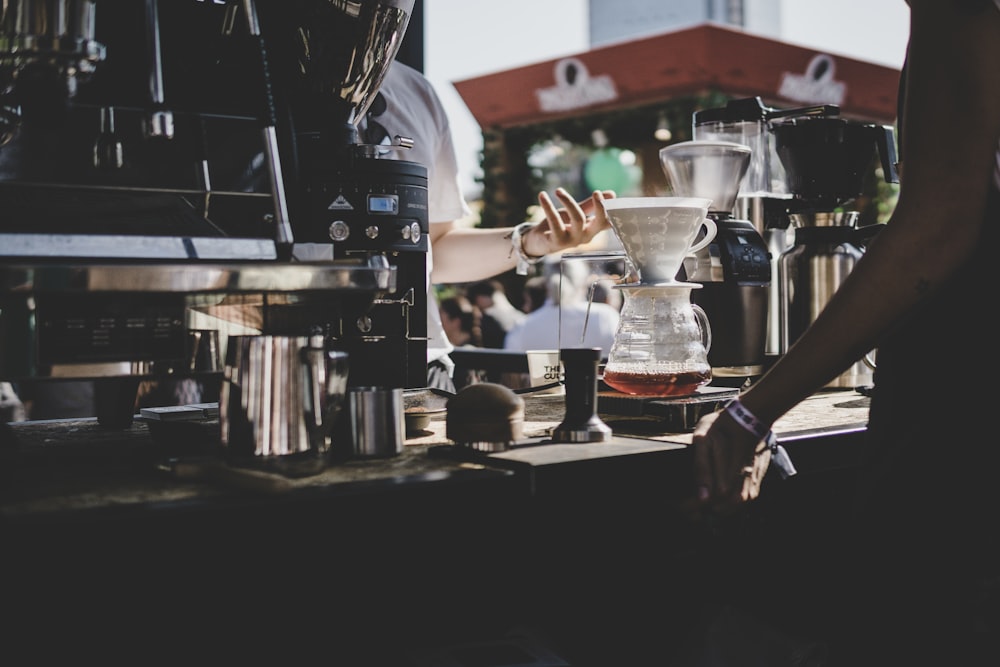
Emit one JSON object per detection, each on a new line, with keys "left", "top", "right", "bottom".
{"left": 600, "top": 196, "right": 716, "bottom": 396}
{"left": 600, "top": 197, "right": 715, "bottom": 285}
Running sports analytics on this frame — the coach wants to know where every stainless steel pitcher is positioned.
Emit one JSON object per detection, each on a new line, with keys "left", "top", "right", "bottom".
{"left": 219, "top": 334, "right": 349, "bottom": 474}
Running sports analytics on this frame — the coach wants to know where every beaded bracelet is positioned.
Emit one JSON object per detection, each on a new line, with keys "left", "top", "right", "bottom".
{"left": 510, "top": 222, "right": 545, "bottom": 275}
{"left": 724, "top": 398, "right": 772, "bottom": 440}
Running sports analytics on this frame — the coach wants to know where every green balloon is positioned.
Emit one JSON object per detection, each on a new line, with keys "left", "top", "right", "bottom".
{"left": 584, "top": 148, "right": 635, "bottom": 193}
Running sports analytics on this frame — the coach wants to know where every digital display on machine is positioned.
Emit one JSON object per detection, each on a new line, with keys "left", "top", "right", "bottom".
{"left": 368, "top": 195, "right": 398, "bottom": 214}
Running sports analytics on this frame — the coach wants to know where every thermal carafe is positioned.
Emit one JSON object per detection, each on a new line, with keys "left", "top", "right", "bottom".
{"left": 778, "top": 215, "right": 882, "bottom": 388}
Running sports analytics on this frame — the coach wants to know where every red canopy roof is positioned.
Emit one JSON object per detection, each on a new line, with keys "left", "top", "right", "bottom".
{"left": 454, "top": 23, "right": 901, "bottom": 129}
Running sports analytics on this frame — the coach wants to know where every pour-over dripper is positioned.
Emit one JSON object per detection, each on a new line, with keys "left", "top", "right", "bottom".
{"left": 601, "top": 197, "right": 714, "bottom": 285}
{"left": 659, "top": 141, "right": 752, "bottom": 217}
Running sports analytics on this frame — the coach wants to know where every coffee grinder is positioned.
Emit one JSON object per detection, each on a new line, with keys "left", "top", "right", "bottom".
{"left": 659, "top": 140, "right": 771, "bottom": 387}
{"left": 692, "top": 98, "right": 836, "bottom": 360}
{"left": 252, "top": 0, "right": 429, "bottom": 390}
{"left": 770, "top": 113, "right": 899, "bottom": 388}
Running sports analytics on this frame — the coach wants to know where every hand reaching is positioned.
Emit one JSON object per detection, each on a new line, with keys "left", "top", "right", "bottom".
{"left": 689, "top": 408, "right": 773, "bottom": 515}
{"left": 525, "top": 187, "right": 615, "bottom": 256}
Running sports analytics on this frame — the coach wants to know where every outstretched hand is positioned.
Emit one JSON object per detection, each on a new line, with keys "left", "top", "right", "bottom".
{"left": 526, "top": 187, "right": 615, "bottom": 256}
{"left": 688, "top": 409, "right": 772, "bottom": 516}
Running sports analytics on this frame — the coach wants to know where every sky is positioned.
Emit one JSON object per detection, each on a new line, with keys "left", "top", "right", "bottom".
{"left": 420, "top": 0, "right": 911, "bottom": 199}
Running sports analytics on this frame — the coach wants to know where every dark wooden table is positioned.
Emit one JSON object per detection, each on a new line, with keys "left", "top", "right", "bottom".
{"left": 0, "top": 389, "right": 869, "bottom": 665}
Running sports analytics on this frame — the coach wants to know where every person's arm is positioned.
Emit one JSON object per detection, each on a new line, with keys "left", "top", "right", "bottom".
{"left": 692, "top": 0, "right": 1000, "bottom": 509}
{"left": 428, "top": 188, "right": 613, "bottom": 284}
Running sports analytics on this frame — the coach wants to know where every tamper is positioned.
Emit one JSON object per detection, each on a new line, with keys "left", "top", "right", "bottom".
{"left": 550, "top": 347, "right": 613, "bottom": 443}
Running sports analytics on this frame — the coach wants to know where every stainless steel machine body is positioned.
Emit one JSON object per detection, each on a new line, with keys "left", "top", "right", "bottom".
{"left": 0, "top": 0, "right": 425, "bottom": 426}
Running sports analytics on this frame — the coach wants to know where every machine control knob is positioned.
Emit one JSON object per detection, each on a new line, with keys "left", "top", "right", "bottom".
{"left": 364, "top": 225, "right": 380, "bottom": 240}
{"left": 328, "top": 220, "right": 350, "bottom": 242}
{"left": 402, "top": 222, "right": 422, "bottom": 244}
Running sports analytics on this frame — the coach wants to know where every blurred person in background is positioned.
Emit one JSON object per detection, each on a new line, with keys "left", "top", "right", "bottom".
{"left": 503, "top": 258, "right": 620, "bottom": 358}
{"left": 438, "top": 293, "right": 482, "bottom": 349}
{"left": 521, "top": 276, "right": 549, "bottom": 314}
{"left": 438, "top": 294, "right": 489, "bottom": 389}
{"left": 365, "top": 59, "right": 614, "bottom": 392}
{"left": 465, "top": 279, "right": 526, "bottom": 348}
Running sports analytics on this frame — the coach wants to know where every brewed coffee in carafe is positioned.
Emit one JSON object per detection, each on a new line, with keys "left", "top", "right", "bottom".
{"left": 602, "top": 283, "right": 713, "bottom": 396}
{"left": 600, "top": 197, "right": 715, "bottom": 397}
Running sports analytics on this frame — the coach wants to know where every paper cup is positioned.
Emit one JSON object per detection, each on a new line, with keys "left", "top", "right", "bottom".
{"left": 525, "top": 350, "right": 565, "bottom": 395}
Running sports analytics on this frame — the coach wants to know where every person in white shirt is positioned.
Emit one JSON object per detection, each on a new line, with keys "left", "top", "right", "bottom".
{"left": 466, "top": 279, "right": 526, "bottom": 348}
{"left": 370, "top": 60, "right": 614, "bottom": 391}
{"left": 502, "top": 258, "right": 620, "bottom": 358}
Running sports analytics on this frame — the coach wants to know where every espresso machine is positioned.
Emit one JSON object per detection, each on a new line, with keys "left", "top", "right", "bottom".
{"left": 770, "top": 113, "right": 898, "bottom": 388}
{"left": 659, "top": 140, "right": 771, "bottom": 387}
{"left": 0, "top": 0, "right": 426, "bottom": 427}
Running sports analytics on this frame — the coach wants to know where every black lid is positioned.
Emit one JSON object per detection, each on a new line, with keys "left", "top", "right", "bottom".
{"left": 694, "top": 96, "right": 841, "bottom": 125}
{"left": 694, "top": 97, "right": 774, "bottom": 124}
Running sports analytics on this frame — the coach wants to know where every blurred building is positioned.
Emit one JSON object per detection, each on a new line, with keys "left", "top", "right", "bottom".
{"left": 453, "top": 4, "right": 900, "bottom": 230}
{"left": 589, "top": 0, "right": 780, "bottom": 46}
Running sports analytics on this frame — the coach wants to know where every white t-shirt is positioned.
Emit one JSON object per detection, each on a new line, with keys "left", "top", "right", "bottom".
{"left": 503, "top": 300, "right": 621, "bottom": 358}
{"left": 368, "top": 61, "right": 472, "bottom": 370}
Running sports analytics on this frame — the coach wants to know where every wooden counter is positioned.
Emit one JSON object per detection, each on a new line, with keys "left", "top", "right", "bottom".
{"left": 0, "top": 388, "right": 870, "bottom": 665}
{"left": 0, "top": 389, "right": 868, "bottom": 523}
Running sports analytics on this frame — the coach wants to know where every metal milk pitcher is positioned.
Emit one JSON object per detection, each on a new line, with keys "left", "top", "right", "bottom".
{"left": 219, "top": 334, "right": 349, "bottom": 475}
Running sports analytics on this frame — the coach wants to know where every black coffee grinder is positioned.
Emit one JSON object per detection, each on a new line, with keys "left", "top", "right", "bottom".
{"left": 659, "top": 140, "right": 771, "bottom": 387}
{"left": 256, "top": 0, "right": 430, "bottom": 389}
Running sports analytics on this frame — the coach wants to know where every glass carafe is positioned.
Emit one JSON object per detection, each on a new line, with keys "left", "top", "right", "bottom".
{"left": 603, "top": 283, "right": 712, "bottom": 396}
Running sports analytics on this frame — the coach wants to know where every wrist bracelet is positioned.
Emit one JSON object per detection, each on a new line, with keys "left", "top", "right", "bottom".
{"left": 724, "top": 398, "right": 772, "bottom": 441}
{"left": 510, "top": 222, "right": 545, "bottom": 275}
{"left": 725, "top": 399, "right": 797, "bottom": 479}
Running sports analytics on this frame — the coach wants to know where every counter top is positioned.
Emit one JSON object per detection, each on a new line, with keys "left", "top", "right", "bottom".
{"left": 0, "top": 388, "right": 871, "bottom": 663}
{"left": 0, "top": 388, "right": 869, "bottom": 524}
